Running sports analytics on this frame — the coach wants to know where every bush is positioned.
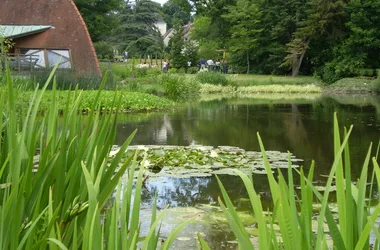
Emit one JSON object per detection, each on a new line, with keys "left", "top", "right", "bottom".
{"left": 177, "top": 68, "right": 186, "bottom": 74}
{"left": 196, "top": 71, "right": 231, "bottom": 86}
{"left": 135, "top": 68, "right": 149, "bottom": 78}
{"left": 157, "top": 74, "right": 200, "bottom": 100}
{"left": 315, "top": 65, "right": 341, "bottom": 84}
{"left": 146, "top": 67, "right": 162, "bottom": 77}
{"left": 187, "top": 67, "right": 198, "bottom": 74}
{"left": 374, "top": 69, "right": 380, "bottom": 92}
{"left": 94, "top": 41, "right": 114, "bottom": 60}
{"left": 167, "top": 68, "right": 178, "bottom": 74}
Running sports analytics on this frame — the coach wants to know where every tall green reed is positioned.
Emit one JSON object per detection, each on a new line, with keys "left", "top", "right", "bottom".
{"left": 200, "top": 113, "right": 380, "bottom": 249}
{"left": 0, "top": 64, "right": 186, "bottom": 249}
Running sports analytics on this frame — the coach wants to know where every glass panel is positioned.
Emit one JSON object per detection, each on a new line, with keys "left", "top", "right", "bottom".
{"left": 47, "top": 50, "right": 71, "bottom": 68}
{"left": 21, "top": 49, "right": 46, "bottom": 68}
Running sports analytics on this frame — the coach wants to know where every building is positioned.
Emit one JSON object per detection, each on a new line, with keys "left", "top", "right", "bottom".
{"left": 163, "top": 23, "right": 192, "bottom": 46}
{"left": 0, "top": 0, "right": 101, "bottom": 76}
{"left": 155, "top": 16, "right": 167, "bottom": 37}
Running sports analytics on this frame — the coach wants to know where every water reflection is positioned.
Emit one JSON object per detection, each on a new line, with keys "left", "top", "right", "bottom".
{"left": 118, "top": 94, "right": 380, "bottom": 248}
{"left": 116, "top": 94, "right": 380, "bottom": 205}
{"left": 117, "top": 94, "right": 380, "bottom": 180}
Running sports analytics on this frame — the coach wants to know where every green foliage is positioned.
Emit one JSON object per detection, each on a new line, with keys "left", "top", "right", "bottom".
{"left": 113, "top": 0, "right": 164, "bottom": 57}
{"left": 16, "top": 70, "right": 109, "bottom": 90}
{"left": 187, "top": 67, "right": 198, "bottom": 74}
{"left": 169, "top": 23, "right": 187, "bottom": 69}
{"left": 94, "top": 41, "right": 114, "bottom": 60}
{"left": 167, "top": 68, "right": 178, "bottom": 74}
{"left": 74, "top": 0, "right": 122, "bottom": 41}
{"left": 196, "top": 72, "right": 231, "bottom": 86}
{"left": 200, "top": 83, "right": 321, "bottom": 94}
{"left": 222, "top": 0, "right": 261, "bottom": 73}
{"left": 203, "top": 114, "right": 380, "bottom": 249}
{"left": 146, "top": 67, "right": 162, "bottom": 77}
{"left": 162, "top": 0, "right": 192, "bottom": 29}
{"left": 157, "top": 73, "right": 200, "bottom": 100}
{"left": 16, "top": 90, "right": 175, "bottom": 112}
{"left": 0, "top": 65, "right": 186, "bottom": 249}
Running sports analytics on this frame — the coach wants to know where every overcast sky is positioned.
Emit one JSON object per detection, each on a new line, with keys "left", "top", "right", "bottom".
{"left": 152, "top": 0, "right": 167, "bottom": 6}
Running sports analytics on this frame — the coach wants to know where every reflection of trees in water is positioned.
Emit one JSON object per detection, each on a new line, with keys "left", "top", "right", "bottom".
{"left": 140, "top": 175, "right": 273, "bottom": 210}
{"left": 117, "top": 96, "right": 380, "bottom": 189}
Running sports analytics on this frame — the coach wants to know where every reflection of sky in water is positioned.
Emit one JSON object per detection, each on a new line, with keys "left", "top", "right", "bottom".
{"left": 141, "top": 177, "right": 214, "bottom": 208}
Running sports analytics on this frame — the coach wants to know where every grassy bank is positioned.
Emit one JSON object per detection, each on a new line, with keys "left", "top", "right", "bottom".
{"left": 228, "top": 74, "right": 319, "bottom": 86}
{"left": 200, "top": 83, "right": 322, "bottom": 94}
{"left": 326, "top": 77, "right": 379, "bottom": 93}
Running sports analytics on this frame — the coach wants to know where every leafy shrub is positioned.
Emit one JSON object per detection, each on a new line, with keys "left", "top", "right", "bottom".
{"left": 135, "top": 68, "right": 149, "bottom": 77}
{"left": 315, "top": 65, "right": 341, "bottom": 84}
{"left": 187, "top": 67, "right": 198, "bottom": 74}
{"left": 374, "top": 69, "right": 380, "bottom": 92}
{"left": 124, "top": 81, "right": 143, "bottom": 92}
{"left": 146, "top": 67, "right": 162, "bottom": 77}
{"left": 167, "top": 68, "right": 178, "bottom": 74}
{"left": 196, "top": 71, "right": 231, "bottom": 86}
{"left": 177, "top": 68, "right": 186, "bottom": 74}
{"left": 158, "top": 74, "right": 200, "bottom": 100}
{"left": 94, "top": 41, "right": 114, "bottom": 60}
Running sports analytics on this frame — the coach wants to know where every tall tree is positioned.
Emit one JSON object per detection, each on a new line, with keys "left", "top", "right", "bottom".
{"left": 331, "top": 0, "right": 380, "bottom": 75}
{"left": 113, "top": 0, "right": 164, "bottom": 57}
{"left": 75, "top": 0, "right": 123, "bottom": 42}
{"left": 249, "top": 0, "right": 303, "bottom": 74}
{"left": 223, "top": 0, "right": 262, "bottom": 73}
{"left": 162, "top": 0, "right": 192, "bottom": 29}
{"left": 283, "top": 0, "right": 348, "bottom": 76}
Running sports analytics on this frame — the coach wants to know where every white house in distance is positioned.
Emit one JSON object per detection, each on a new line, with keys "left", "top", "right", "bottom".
{"left": 162, "top": 23, "right": 192, "bottom": 46}
{"left": 155, "top": 16, "right": 167, "bottom": 37}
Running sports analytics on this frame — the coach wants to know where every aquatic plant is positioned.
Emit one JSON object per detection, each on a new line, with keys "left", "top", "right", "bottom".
{"left": 15, "top": 89, "right": 176, "bottom": 113}
{"left": 0, "top": 64, "right": 186, "bottom": 249}
{"left": 118, "top": 145, "right": 302, "bottom": 178}
{"left": 199, "top": 113, "right": 380, "bottom": 249}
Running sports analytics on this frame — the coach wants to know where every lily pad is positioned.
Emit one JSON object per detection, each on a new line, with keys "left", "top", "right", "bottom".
{"left": 114, "top": 145, "right": 303, "bottom": 178}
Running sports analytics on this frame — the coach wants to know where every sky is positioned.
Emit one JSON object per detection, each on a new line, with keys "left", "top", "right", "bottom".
{"left": 152, "top": 0, "right": 167, "bottom": 5}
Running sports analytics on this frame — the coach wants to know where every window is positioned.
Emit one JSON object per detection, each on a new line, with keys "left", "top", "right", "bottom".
{"left": 20, "top": 49, "right": 72, "bottom": 69}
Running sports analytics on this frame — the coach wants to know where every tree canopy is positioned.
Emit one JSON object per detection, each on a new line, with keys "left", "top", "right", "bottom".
{"left": 76, "top": 0, "right": 380, "bottom": 82}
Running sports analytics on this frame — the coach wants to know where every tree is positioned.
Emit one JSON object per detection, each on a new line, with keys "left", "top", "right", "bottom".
{"left": 169, "top": 23, "right": 187, "bottom": 69}
{"left": 333, "top": 0, "right": 380, "bottom": 74}
{"left": 283, "top": 0, "right": 348, "bottom": 76}
{"left": 74, "top": 0, "right": 123, "bottom": 41}
{"left": 223, "top": 0, "right": 262, "bottom": 73}
{"left": 113, "top": 0, "right": 164, "bottom": 57}
{"left": 162, "top": 0, "right": 192, "bottom": 29}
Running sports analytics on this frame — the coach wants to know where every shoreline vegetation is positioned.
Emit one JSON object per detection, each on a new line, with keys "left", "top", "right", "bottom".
{"left": 2, "top": 63, "right": 379, "bottom": 114}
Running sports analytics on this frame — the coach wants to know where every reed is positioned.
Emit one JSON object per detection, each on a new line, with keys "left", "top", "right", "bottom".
{"left": 199, "top": 113, "right": 380, "bottom": 249}
{"left": 0, "top": 64, "right": 185, "bottom": 249}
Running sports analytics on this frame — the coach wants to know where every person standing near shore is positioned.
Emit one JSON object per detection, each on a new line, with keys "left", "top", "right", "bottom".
{"left": 222, "top": 60, "right": 228, "bottom": 74}
{"left": 163, "top": 60, "right": 168, "bottom": 73}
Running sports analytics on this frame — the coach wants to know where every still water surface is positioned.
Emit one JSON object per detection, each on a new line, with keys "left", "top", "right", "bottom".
{"left": 116, "top": 94, "right": 380, "bottom": 248}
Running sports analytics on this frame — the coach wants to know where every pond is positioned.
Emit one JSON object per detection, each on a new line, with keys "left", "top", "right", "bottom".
{"left": 115, "top": 93, "right": 380, "bottom": 249}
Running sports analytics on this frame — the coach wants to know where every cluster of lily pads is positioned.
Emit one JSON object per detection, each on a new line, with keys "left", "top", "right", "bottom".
{"left": 113, "top": 145, "right": 303, "bottom": 178}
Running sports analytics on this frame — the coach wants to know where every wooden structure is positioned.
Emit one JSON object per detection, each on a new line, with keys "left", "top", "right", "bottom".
{"left": 0, "top": 0, "right": 101, "bottom": 76}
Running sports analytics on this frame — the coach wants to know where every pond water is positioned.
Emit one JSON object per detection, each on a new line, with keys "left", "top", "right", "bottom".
{"left": 116, "top": 93, "right": 380, "bottom": 249}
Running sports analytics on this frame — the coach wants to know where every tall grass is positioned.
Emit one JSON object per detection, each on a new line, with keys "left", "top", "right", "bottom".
{"left": 0, "top": 64, "right": 185, "bottom": 249}
{"left": 200, "top": 113, "right": 380, "bottom": 249}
